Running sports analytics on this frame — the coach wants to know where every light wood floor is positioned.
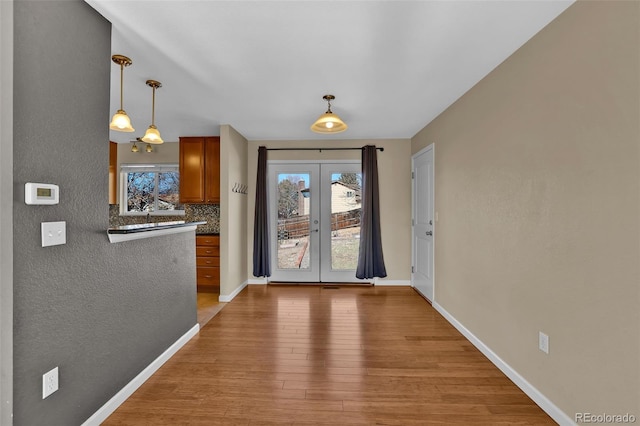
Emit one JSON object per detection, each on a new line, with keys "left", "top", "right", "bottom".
{"left": 196, "top": 292, "right": 225, "bottom": 327}
{"left": 104, "top": 286, "right": 555, "bottom": 425}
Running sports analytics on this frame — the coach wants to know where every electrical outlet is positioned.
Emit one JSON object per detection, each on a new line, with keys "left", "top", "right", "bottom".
{"left": 539, "top": 332, "right": 549, "bottom": 354}
{"left": 42, "top": 367, "right": 59, "bottom": 399}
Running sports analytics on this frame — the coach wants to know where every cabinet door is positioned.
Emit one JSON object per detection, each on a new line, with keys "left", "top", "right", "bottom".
{"left": 204, "top": 137, "right": 220, "bottom": 203}
{"left": 179, "top": 137, "right": 205, "bottom": 203}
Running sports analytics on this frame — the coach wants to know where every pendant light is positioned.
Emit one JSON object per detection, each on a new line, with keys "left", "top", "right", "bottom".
{"left": 310, "top": 94, "right": 348, "bottom": 134}
{"left": 141, "top": 80, "right": 164, "bottom": 144}
{"left": 131, "top": 141, "right": 139, "bottom": 153}
{"left": 109, "top": 55, "right": 135, "bottom": 132}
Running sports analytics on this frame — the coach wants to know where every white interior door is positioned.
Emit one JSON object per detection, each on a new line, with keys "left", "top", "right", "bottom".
{"left": 412, "top": 145, "right": 434, "bottom": 301}
{"left": 269, "top": 161, "right": 363, "bottom": 282}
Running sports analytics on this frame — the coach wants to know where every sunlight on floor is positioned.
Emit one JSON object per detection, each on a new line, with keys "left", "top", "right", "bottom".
{"left": 197, "top": 292, "right": 225, "bottom": 327}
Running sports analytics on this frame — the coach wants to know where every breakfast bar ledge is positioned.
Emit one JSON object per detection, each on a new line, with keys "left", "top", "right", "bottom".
{"left": 107, "top": 221, "right": 207, "bottom": 243}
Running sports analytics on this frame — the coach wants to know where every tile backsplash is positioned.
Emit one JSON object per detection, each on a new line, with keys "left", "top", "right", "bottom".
{"left": 109, "top": 204, "right": 220, "bottom": 234}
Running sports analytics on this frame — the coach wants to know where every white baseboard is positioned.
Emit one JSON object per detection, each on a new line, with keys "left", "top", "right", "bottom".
{"left": 219, "top": 280, "right": 248, "bottom": 302}
{"left": 81, "top": 323, "right": 200, "bottom": 426}
{"left": 373, "top": 278, "right": 411, "bottom": 286}
{"left": 432, "top": 302, "right": 574, "bottom": 426}
{"left": 247, "top": 278, "right": 410, "bottom": 286}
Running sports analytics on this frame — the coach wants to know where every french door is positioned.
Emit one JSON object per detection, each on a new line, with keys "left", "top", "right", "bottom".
{"left": 268, "top": 162, "right": 364, "bottom": 283}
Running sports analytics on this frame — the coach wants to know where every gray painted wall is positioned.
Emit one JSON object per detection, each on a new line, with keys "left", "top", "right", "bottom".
{"left": 13, "top": 1, "right": 197, "bottom": 424}
{"left": 1, "top": 0, "right": 14, "bottom": 423}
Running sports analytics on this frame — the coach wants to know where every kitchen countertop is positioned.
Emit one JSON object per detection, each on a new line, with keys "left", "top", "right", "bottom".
{"left": 107, "top": 221, "right": 207, "bottom": 243}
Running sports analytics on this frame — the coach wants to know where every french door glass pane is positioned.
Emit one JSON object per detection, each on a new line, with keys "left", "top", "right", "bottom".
{"left": 277, "top": 173, "right": 310, "bottom": 270}
{"left": 330, "top": 172, "right": 362, "bottom": 270}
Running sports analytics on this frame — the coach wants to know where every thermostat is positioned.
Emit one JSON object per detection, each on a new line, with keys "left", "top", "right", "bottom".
{"left": 25, "top": 183, "right": 59, "bottom": 205}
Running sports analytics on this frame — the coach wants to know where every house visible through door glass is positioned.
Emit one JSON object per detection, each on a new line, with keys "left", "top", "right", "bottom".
{"left": 330, "top": 172, "right": 362, "bottom": 271}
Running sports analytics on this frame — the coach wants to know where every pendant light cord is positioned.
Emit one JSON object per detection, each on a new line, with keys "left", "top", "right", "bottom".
{"left": 119, "top": 63, "right": 124, "bottom": 111}
{"left": 151, "top": 86, "right": 156, "bottom": 126}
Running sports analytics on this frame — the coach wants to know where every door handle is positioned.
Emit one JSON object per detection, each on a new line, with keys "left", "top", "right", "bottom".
{"left": 312, "top": 229, "right": 319, "bottom": 233}
{"left": 426, "top": 231, "right": 433, "bottom": 236}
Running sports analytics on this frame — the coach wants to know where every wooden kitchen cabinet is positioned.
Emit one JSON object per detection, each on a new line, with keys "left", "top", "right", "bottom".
{"left": 196, "top": 235, "right": 220, "bottom": 293}
{"left": 179, "top": 136, "right": 220, "bottom": 204}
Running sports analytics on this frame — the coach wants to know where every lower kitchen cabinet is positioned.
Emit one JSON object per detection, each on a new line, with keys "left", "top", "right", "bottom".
{"left": 196, "top": 235, "right": 219, "bottom": 293}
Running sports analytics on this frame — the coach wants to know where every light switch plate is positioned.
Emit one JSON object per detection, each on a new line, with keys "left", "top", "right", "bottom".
{"left": 41, "top": 221, "right": 66, "bottom": 247}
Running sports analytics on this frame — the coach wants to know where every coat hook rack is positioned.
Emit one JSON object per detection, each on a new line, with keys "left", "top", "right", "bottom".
{"left": 232, "top": 182, "right": 248, "bottom": 195}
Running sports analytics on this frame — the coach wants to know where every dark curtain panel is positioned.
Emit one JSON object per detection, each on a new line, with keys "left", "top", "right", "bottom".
{"left": 253, "top": 146, "right": 271, "bottom": 277}
{"left": 356, "top": 145, "right": 387, "bottom": 279}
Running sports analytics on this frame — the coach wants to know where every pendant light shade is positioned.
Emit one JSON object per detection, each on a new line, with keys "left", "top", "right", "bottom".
{"left": 109, "top": 55, "right": 135, "bottom": 132}
{"left": 141, "top": 80, "right": 164, "bottom": 144}
{"left": 110, "top": 111, "right": 134, "bottom": 132}
{"left": 311, "top": 95, "right": 348, "bottom": 134}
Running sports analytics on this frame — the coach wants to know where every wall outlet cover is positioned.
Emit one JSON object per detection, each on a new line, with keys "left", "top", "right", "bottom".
{"left": 539, "top": 332, "right": 549, "bottom": 354}
{"left": 43, "top": 367, "right": 59, "bottom": 399}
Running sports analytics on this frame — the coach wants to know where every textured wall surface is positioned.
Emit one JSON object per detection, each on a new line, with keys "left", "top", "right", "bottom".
{"left": 0, "top": 0, "right": 14, "bottom": 423}
{"left": 412, "top": 1, "right": 639, "bottom": 419}
{"left": 13, "top": 1, "right": 197, "bottom": 424}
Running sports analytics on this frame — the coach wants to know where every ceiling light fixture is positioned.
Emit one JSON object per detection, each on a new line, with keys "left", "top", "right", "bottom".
{"left": 141, "top": 80, "right": 164, "bottom": 144}
{"left": 310, "top": 94, "right": 348, "bottom": 134}
{"left": 130, "top": 137, "right": 153, "bottom": 153}
{"left": 109, "top": 54, "right": 135, "bottom": 132}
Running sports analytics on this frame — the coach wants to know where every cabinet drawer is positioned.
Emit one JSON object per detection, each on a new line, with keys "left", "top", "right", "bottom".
{"left": 196, "top": 246, "right": 219, "bottom": 257}
{"left": 197, "top": 256, "right": 220, "bottom": 267}
{"left": 197, "top": 267, "right": 220, "bottom": 285}
{"left": 196, "top": 235, "right": 219, "bottom": 246}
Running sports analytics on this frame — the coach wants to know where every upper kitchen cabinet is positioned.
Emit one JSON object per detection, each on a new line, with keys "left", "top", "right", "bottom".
{"left": 179, "top": 136, "right": 220, "bottom": 204}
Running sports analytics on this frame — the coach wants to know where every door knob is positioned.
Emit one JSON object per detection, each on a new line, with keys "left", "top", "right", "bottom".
{"left": 312, "top": 229, "right": 319, "bottom": 233}
{"left": 426, "top": 231, "right": 433, "bottom": 236}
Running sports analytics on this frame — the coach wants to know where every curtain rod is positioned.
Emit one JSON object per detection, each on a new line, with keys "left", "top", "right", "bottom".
{"left": 264, "top": 147, "right": 384, "bottom": 152}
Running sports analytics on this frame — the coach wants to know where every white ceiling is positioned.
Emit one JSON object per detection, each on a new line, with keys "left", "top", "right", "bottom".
{"left": 85, "top": 0, "right": 573, "bottom": 143}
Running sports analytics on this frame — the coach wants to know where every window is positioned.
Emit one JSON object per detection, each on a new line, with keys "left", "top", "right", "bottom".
{"left": 346, "top": 190, "right": 354, "bottom": 198}
{"left": 120, "top": 164, "right": 184, "bottom": 215}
